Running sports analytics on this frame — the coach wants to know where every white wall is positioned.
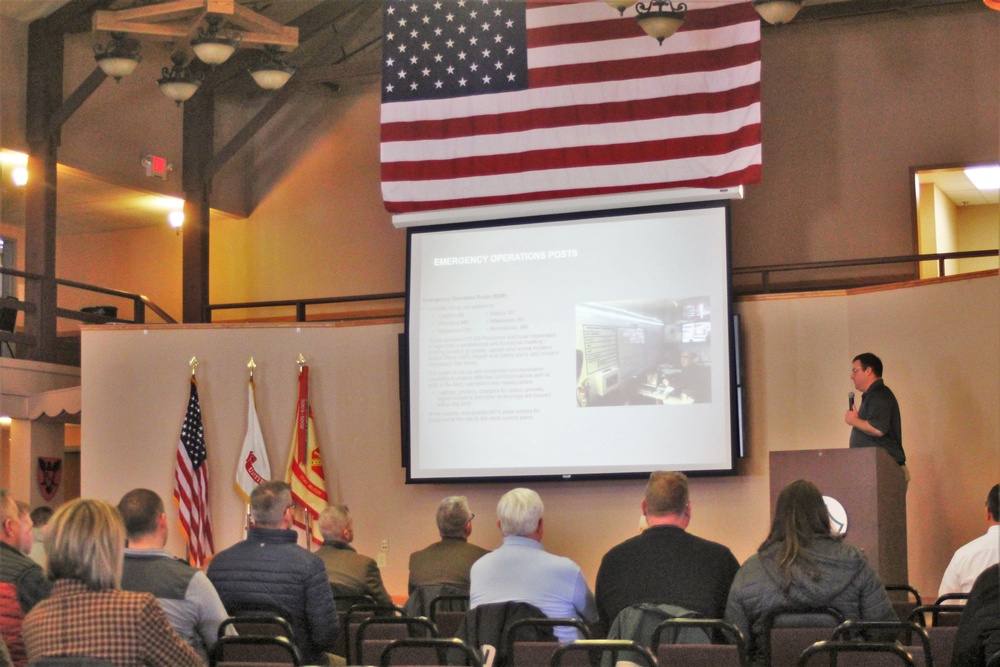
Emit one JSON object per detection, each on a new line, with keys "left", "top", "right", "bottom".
{"left": 81, "top": 274, "right": 999, "bottom": 602}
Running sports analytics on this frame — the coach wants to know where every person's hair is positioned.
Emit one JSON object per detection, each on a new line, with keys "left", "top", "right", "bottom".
{"left": 0, "top": 489, "right": 16, "bottom": 524}
{"left": 16, "top": 501, "right": 30, "bottom": 517}
{"left": 45, "top": 498, "right": 125, "bottom": 591}
{"left": 30, "top": 506, "right": 53, "bottom": 528}
{"left": 759, "top": 479, "right": 831, "bottom": 587}
{"left": 318, "top": 505, "right": 351, "bottom": 540}
{"left": 497, "top": 488, "right": 544, "bottom": 536}
{"left": 250, "top": 481, "right": 292, "bottom": 528}
{"left": 437, "top": 496, "right": 473, "bottom": 538}
{"left": 644, "top": 471, "right": 689, "bottom": 517}
{"left": 853, "top": 353, "right": 883, "bottom": 378}
{"left": 987, "top": 484, "right": 999, "bottom": 522}
{"left": 117, "top": 488, "right": 165, "bottom": 539}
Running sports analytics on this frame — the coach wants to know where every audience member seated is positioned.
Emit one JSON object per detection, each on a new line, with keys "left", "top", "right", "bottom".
{"left": 21, "top": 499, "right": 202, "bottom": 667}
{"left": 208, "top": 480, "right": 338, "bottom": 665}
{"left": 951, "top": 563, "right": 1000, "bottom": 667}
{"left": 596, "top": 471, "right": 739, "bottom": 633}
{"left": 940, "top": 484, "right": 999, "bottom": 596}
{"left": 27, "top": 506, "right": 52, "bottom": 569}
{"left": 0, "top": 490, "right": 50, "bottom": 667}
{"left": 470, "top": 488, "right": 597, "bottom": 643}
{"left": 117, "top": 488, "right": 231, "bottom": 660}
{"left": 724, "top": 479, "right": 895, "bottom": 666}
{"left": 406, "top": 495, "right": 489, "bottom": 612}
{"left": 316, "top": 504, "right": 393, "bottom": 607}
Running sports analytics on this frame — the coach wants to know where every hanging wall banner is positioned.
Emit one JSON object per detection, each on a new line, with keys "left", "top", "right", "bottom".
{"left": 37, "top": 457, "right": 62, "bottom": 501}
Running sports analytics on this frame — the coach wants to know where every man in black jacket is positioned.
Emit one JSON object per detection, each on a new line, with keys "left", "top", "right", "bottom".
{"left": 595, "top": 471, "right": 739, "bottom": 633}
{"left": 208, "top": 481, "right": 338, "bottom": 665}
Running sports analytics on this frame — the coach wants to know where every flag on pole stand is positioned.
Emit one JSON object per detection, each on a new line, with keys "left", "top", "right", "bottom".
{"left": 236, "top": 371, "right": 271, "bottom": 532}
{"left": 174, "top": 361, "right": 215, "bottom": 568}
{"left": 284, "top": 363, "right": 329, "bottom": 546}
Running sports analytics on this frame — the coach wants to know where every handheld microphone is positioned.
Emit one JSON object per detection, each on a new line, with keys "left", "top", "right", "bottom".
{"left": 848, "top": 391, "right": 855, "bottom": 410}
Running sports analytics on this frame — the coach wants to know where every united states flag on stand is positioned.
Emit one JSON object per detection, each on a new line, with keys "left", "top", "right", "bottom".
{"left": 174, "top": 377, "right": 214, "bottom": 568}
{"left": 380, "top": 0, "right": 761, "bottom": 214}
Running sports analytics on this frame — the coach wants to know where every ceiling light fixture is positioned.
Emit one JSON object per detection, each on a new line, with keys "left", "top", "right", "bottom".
{"left": 752, "top": 0, "right": 805, "bottom": 26}
{"left": 250, "top": 47, "right": 296, "bottom": 90}
{"left": 635, "top": 0, "right": 687, "bottom": 45}
{"left": 93, "top": 32, "right": 142, "bottom": 81}
{"left": 168, "top": 209, "right": 185, "bottom": 230}
{"left": 964, "top": 165, "right": 1000, "bottom": 191}
{"left": 190, "top": 15, "right": 238, "bottom": 66}
{"left": 158, "top": 55, "right": 202, "bottom": 106}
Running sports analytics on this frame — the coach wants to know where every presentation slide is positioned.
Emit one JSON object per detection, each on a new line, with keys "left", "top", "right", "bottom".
{"left": 406, "top": 204, "right": 737, "bottom": 481}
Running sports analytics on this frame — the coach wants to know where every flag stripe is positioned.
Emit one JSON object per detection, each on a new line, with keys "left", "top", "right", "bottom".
{"left": 380, "top": 0, "right": 761, "bottom": 214}
{"left": 383, "top": 143, "right": 761, "bottom": 206}
{"left": 387, "top": 164, "right": 762, "bottom": 214}
{"left": 382, "top": 85, "right": 760, "bottom": 156}
{"left": 383, "top": 118, "right": 760, "bottom": 181}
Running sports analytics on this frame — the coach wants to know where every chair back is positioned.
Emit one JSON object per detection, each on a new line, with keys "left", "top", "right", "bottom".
{"left": 796, "top": 640, "right": 916, "bottom": 667}
{"left": 501, "top": 618, "right": 591, "bottom": 667}
{"left": 885, "top": 585, "right": 923, "bottom": 623}
{"left": 404, "top": 586, "right": 468, "bottom": 618}
{"left": 832, "top": 620, "right": 932, "bottom": 667}
{"left": 428, "top": 595, "right": 471, "bottom": 637}
{"left": 345, "top": 603, "right": 406, "bottom": 663}
{"left": 908, "top": 605, "right": 964, "bottom": 628}
{"left": 762, "top": 607, "right": 845, "bottom": 667}
{"left": 652, "top": 619, "right": 746, "bottom": 667}
{"left": 923, "top": 626, "right": 958, "bottom": 667}
{"left": 217, "top": 614, "right": 294, "bottom": 640}
{"left": 209, "top": 635, "right": 301, "bottom": 667}
{"left": 550, "top": 640, "right": 656, "bottom": 667}
{"left": 379, "top": 637, "right": 483, "bottom": 667}
{"left": 456, "top": 601, "right": 554, "bottom": 667}
{"left": 355, "top": 615, "right": 438, "bottom": 665}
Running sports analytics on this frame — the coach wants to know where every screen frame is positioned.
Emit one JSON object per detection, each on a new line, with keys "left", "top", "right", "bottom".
{"left": 401, "top": 199, "right": 741, "bottom": 483}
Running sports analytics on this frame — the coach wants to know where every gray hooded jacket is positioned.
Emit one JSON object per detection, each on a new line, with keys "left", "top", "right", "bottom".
{"left": 724, "top": 534, "right": 895, "bottom": 665}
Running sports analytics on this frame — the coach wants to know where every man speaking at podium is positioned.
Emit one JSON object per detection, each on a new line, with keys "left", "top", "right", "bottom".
{"left": 845, "top": 352, "right": 909, "bottom": 486}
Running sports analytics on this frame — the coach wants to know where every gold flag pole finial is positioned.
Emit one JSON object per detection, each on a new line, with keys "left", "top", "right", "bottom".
{"left": 297, "top": 353, "right": 306, "bottom": 374}
{"left": 189, "top": 357, "right": 199, "bottom": 377}
{"left": 248, "top": 357, "right": 256, "bottom": 380}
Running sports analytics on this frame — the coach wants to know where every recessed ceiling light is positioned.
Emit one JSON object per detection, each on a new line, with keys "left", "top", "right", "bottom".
{"left": 964, "top": 165, "right": 1000, "bottom": 191}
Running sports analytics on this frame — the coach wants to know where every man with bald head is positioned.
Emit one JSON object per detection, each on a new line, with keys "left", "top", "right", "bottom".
{"left": 595, "top": 471, "right": 739, "bottom": 632}
{"left": 315, "top": 504, "right": 392, "bottom": 606}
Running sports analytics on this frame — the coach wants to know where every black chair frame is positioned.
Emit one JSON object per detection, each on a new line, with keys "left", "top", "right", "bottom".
{"left": 651, "top": 618, "right": 746, "bottom": 662}
{"left": 209, "top": 634, "right": 302, "bottom": 667}
{"left": 551, "top": 640, "right": 656, "bottom": 667}
{"left": 796, "top": 640, "right": 916, "bottom": 667}
{"left": 429, "top": 594, "right": 471, "bottom": 619}
{"left": 217, "top": 613, "right": 294, "bottom": 640}
{"left": 907, "top": 604, "right": 965, "bottom": 628}
{"left": 379, "top": 637, "right": 483, "bottom": 667}
{"left": 500, "top": 617, "right": 590, "bottom": 665}
{"left": 832, "top": 620, "right": 933, "bottom": 667}
{"left": 886, "top": 585, "right": 923, "bottom": 606}
{"left": 354, "top": 615, "right": 439, "bottom": 666}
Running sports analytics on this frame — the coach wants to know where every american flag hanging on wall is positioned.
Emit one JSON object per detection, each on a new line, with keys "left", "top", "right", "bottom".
{"left": 380, "top": 0, "right": 761, "bottom": 214}
{"left": 174, "top": 377, "right": 215, "bottom": 567}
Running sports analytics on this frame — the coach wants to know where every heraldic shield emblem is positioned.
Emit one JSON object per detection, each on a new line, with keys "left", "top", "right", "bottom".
{"left": 37, "top": 457, "right": 62, "bottom": 501}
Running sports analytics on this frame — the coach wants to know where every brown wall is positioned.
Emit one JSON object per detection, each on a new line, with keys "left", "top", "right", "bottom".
{"left": 81, "top": 273, "right": 999, "bottom": 602}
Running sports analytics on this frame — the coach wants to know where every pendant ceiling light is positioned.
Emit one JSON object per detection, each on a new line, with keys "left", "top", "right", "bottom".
{"left": 93, "top": 32, "right": 141, "bottom": 81}
{"left": 635, "top": 0, "right": 687, "bottom": 45}
{"left": 157, "top": 55, "right": 202, "bottom": 105}
{"left": 752, "top": 0, "right": 805, "bottom": 26}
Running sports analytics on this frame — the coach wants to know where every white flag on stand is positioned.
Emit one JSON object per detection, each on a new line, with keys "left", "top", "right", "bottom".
{"left": 235, "top": 379, "right": 271, "bottom": 501}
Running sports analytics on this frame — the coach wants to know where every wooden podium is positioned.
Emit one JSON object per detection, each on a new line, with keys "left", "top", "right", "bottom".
{"left": 769, "top": 448, "right": 908, "bottom": 585}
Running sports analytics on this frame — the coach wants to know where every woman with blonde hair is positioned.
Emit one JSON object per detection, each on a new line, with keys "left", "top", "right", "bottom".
{"left": 22, "top": 499, "right": 202, "bottom": 667}
{"left": 724, "top": 479, "right": 895, "bottom": 666}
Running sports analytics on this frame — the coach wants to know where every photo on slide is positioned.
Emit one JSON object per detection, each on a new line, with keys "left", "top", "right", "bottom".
{"left": 575, "top": 297, "right": 712, "bottom": 408}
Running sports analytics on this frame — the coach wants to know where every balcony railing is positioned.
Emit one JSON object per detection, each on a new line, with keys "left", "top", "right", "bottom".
{"left": 2, "top": 249, "right": 995, "bottom": 365}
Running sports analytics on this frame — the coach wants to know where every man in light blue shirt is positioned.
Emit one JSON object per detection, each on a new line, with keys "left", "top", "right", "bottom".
{"left": 470, "top": 488, "right": 597, "bottom": 642}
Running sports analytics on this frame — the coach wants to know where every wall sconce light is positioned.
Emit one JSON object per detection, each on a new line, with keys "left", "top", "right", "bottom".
{"left": 158, "top": 55, "right": 202, "bottom": 105}
{"left": 168, "top": 209, "right": 185, "bottom": 232}
{"left": 93, "top": 32, "right": 142, "bottom": 81}
{"left": 752, "top": 0, "right": 805, "bottom": 26}
{"left": 11, "top": 166, "right": 28, "bottom": 187}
